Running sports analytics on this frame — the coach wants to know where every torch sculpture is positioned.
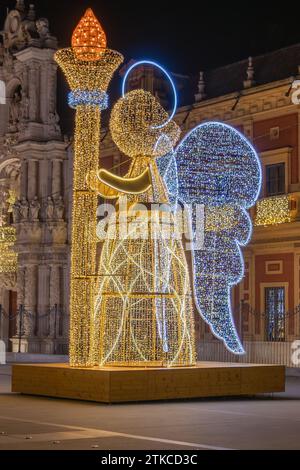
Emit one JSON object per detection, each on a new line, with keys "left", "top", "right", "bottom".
{"left": 55, "top": 9, "right": 123, "bottom": 367}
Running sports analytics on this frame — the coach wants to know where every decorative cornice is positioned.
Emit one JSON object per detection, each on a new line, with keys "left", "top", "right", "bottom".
{"left": 15, "top": 47, "right": 57, "bottom": 63}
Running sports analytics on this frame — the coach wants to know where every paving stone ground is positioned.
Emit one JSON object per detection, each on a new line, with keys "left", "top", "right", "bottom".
{"left": 0, "top": 365, "right": 300, "bottom": 450}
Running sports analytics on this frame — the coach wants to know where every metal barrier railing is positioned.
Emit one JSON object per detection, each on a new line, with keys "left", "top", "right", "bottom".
{"left": 233, "top": 303, "right": 300, "bottom": 343}
{"left": 0, "top": 304, "right": 68, "bottom": 354}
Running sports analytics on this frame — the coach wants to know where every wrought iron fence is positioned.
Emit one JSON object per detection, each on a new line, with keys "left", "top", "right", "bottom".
{"left": 233, "top": 302, "right": 300, "bottom": 343}
{"left": 0, "top": 304, "right": 68, "bottom": 354}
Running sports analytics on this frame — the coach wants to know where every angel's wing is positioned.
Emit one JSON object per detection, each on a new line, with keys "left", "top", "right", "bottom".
{"left": 174, "top": 122, "right": 262, "bottom": 355}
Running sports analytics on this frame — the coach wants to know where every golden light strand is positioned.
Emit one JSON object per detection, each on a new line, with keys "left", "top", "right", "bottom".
{"left": 255, "top": 195, "right": 292, "bottom": 226}
{"left": 55, "top": 9, "right": 123, "bottom": 367}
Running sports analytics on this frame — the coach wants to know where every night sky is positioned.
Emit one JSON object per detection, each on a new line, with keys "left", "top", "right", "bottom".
{"left": 1, "top": 0, "right": 300, "bottom": 132}
{"left": 2, "top": 0, "right": 300, "bottom": 73}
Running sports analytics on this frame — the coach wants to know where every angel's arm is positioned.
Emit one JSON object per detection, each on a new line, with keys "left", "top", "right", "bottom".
{"left": 87, "top": 167, "right": 152, "bottom": 199}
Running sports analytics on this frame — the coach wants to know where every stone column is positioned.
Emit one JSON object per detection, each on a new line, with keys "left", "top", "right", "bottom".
{"left": 49, "top": 265, "right": 60, "bottom": 338}
{"left": 38, "top": 160, "right": 48, "bottom": 200}
{"left": 29, "top": 63, "right": 40, "bottom": 122}
{"left": 37, "top": 265, "right": 50, "bottom": 336}
{"left": 16, "top": 268, "right": 26, "bottom": 335}
{"left": 24, "top": 265, "right": 37, "bottom": 337}
{"left": 52, "top": 159, "right": 62, "bottom": 197}
{"left": 20, "top": 160, "right": 28, "bottom": 199}
{"left": 27, "top": 159, "right": 38, "bottom": 200}
{"left": 48, "top": 62, "right": 58, "bottom": 117}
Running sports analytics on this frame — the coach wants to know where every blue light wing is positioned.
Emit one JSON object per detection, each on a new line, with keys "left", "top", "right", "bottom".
{"left": 157, "top": 150, "right": 179, "bottom": 206}
{"left": 175, "top": 122, "right": 262, "bottom": 355}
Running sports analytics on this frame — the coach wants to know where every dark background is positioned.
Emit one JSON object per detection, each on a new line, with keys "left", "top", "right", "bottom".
{"left": 1, "top": 1, "right": 300, "bottom": 133}
{"left": 1, "top": 0, "right": 300, "bottom": 73}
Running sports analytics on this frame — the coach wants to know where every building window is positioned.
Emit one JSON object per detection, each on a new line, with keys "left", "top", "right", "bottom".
{"left": 265, "top": 287, "right": 285, "bottom": 342}
{"left": 266, "top": 163, "right": 285, "bottom": 196}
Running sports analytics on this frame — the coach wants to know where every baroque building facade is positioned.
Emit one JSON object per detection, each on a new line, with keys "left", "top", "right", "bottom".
{"left": 0, "top": 2, "right": 69, "bottom": 353}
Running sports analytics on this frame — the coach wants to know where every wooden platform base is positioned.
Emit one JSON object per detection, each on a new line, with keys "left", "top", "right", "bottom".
{"left": 12, "top": 362, "right": 285, "bottom": 403}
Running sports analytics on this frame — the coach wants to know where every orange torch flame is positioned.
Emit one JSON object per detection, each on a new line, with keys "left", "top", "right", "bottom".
{"left": 72, "top": 8, "right": 107, "bottom": 61}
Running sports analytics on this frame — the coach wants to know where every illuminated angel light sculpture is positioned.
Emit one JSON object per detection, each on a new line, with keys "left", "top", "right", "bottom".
{"left": 58, "top": 6, "right": 261, "bottom": 366}
{"left": 88, "top": 58, "right": 261, "bottom": 364}
{"left": 174, "top": 122, "right": 262, "bottom": 354}
{"left": 89, "top": 79, "right": 196, "bottom": 367}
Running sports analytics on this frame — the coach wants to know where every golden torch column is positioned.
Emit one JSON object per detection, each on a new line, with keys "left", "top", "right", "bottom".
{"left": 55, "top": 9, "right": 123, "bottom": 366}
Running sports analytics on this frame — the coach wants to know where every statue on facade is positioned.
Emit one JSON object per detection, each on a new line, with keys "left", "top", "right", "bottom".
{"left": 19, "top": 197, "right": 29, "bottom": 220}
{"left": 36, "top": 17, "right": 58, "bottom": 49}
{"left": 46, "top": 196, "right": 54, "bottom": 220}
{"left": 36, "top": 18, "right": 50, "bottom": 39}
{"left": 30, "top": 196, "right": 41, "bottom": 221}
{"left": 20, "top": 90, "right": 29, "bottom": 121}
{"left": 9, "top": 89, "right": 22, "bottom": 126}
{"left": 12, "top": 200, "right": 21, "bottom": 223}
{"left": 49, "top": 112, "right": 60, "bottom": 133}
{"left": 54, "top": 196, "right": 64, "bottom": 220}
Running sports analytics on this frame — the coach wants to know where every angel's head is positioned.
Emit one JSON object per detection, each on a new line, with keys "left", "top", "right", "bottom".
{"left": 176, "top": 122, "right": 262, "bottom": 208}
{"left": 110, "top": 89, "right": 180, "bottom": 160}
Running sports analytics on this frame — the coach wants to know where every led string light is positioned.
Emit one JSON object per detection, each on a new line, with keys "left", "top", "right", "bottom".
{"left": 0, "top": 226, "right": 17, "bottom": 274}
{"left": 92, "top": 209, "right": 195, "bottom": 367}
{"left": 68, "top": 90, "right": 108, "bottom": 109}
{"left": 58, "top": 8, "right": 262, "bottom": 364}
{"left": 71, "top": 8, "right": 107, "bottom": 62}
{"left": 175, "top": 122, "right": 262, "bottom": 354}
{"left": 110, "top": 89, "right": 180, "bottom": 160}
{"left": 90, "top": 88, "right": 196, "bottom": 367}
{"left": 121, "top": 60, "right": 178, "bottom": 130}
{"left": 0, "top": 191, "right": 18, "bottom": 275}
{"left": 157, "top": 150, "right": 179, "bottom": 207}
{"left": 255, "top": 195, "right": 292, "bottom": 226}
{"left": 55, "top": 9, "right": 123, "bottom": 367}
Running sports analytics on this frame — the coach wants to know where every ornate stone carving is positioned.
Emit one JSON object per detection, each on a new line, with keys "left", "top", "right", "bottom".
{"left": 2, "top": 135, "right": 18, "bottom": 158}
{"left": 49, "top": 111, "right": 60, "bottom": 133}
{"left": 36, "top": 18, "right": 58, "bottom": 49}
{"left": 36, "top": 18, "right": 50, "bottom": 39}
{"left": 0, "top": 272, "right": 17, "bottom": 290}
{"left": 48, "top": 223, "right": 68, "bottom": 244}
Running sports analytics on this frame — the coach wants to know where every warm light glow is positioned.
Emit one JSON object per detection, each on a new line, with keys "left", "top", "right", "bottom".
{"left": 110, "top": 89, "right": 180, "bottom": 159}
{"left": 55, "top": 13, "right": 123, "bottom": 367}
{"left": 90, "top": 90, "right": 195, "bottom": 368}
{"left": 255, "top": 195, "right": 292, "bottom": 226}
{"left": 92, "top": 206, "right": 196, "bottom": 368}
{"left": 72, "top": 8, "right": 107, "bottom": 61}
{"left": 0, "top": 226, "right": 17, "bottom": 274}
